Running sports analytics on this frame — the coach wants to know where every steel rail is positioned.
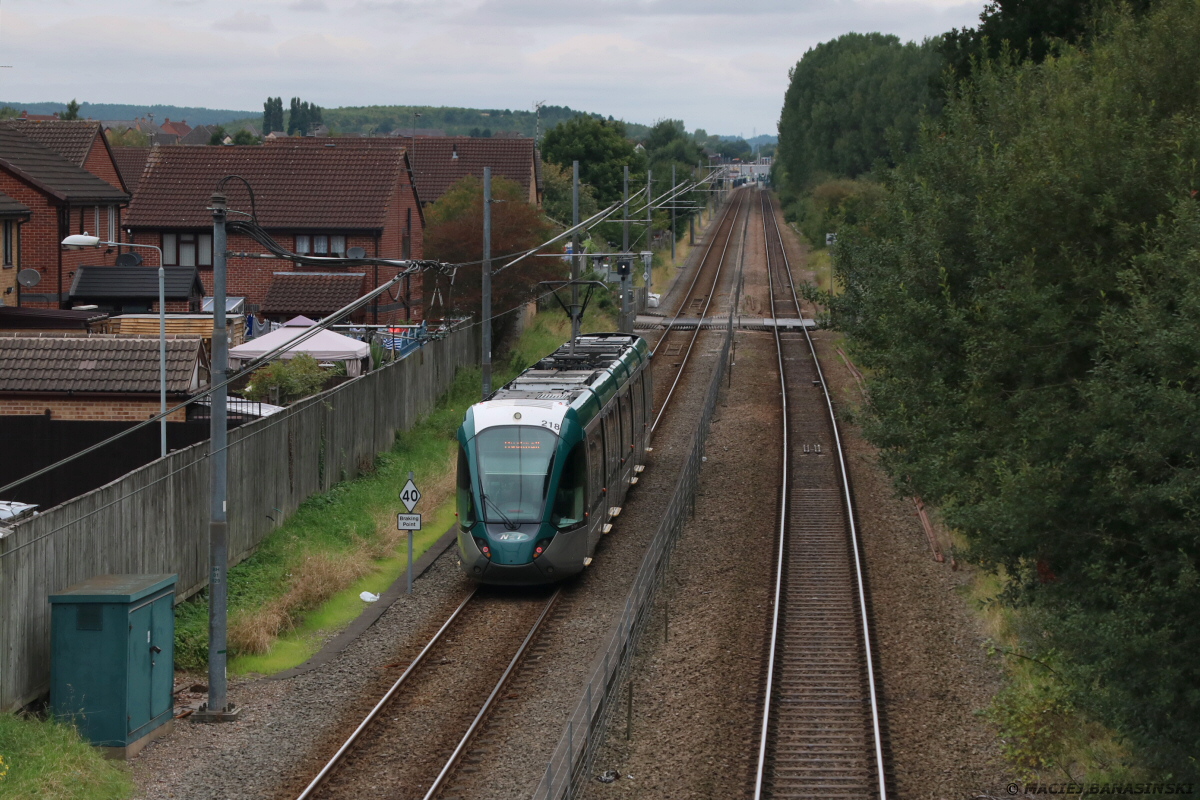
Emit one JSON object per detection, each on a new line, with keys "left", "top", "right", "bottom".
{"left": 755, "top": 189, "right": 889, "bottom": 799}
{"left": 650, "top": 188, "right": 747, "bottom": 432}
{"left": 754, "top": 188, "right": 791, "bottom": 799}
{"left": 421, "top": 587, "right": 563, "bottom": 800}
{"left": 294, "top": 588, "right": 478, "bottom": 800}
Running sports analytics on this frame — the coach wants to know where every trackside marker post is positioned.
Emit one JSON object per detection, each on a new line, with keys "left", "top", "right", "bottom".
{"left": 401, "top": 471, "right": 421, "bottom": 593}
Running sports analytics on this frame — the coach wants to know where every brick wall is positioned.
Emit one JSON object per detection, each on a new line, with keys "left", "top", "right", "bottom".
{"left": 83, "top": 135, "right": 126, "bottom": 192}
{"left": 0, "top": 171, "right": 120, "bottom": 308}
{"left": 0, "top": 396, "right": 188, "bottom": 421}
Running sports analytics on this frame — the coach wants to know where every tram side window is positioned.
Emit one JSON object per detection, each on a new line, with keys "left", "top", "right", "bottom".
{"left": 619, "top": 394, "right": 632, "bottom": 459}
{"left": 587, "top": 429, "right": 603, "bottom": 500}
{"left": 631, "top": 376, "right": 644, "bottom": 438}
{"left": 551, "top": 443, "right": 587, "bottom": 529}
{"left": 603, "top": 412, "right": 617, "bottom": 480}
{"left": 456, "top": 445, "right": 475, "bottom": 530}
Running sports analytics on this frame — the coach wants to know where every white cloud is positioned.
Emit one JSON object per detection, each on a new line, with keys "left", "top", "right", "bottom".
{"left": 213, "top": 10, "right": 274, "bottom": 32}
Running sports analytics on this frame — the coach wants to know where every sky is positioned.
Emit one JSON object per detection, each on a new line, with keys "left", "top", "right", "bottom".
{"left": 0, "top": 0, "right": 986, "bottom": 137}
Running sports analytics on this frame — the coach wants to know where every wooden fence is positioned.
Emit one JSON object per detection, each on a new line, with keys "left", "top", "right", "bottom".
{"left": 0, "top": 326, "right": 479, "bottom": 711}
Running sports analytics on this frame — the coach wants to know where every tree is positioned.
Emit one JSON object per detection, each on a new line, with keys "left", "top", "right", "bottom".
{"left": 62, "top": 99, "right": 81, "bottom": 120}
{"left": 231, "top": 129, "right": 259, "bottom": 146}
{"left": 776, "top": 33, "right": 943, "bottom": 194}
{"left": 262, "top": 97, "right": 284, "bottom": 133}
{"left": 939, "top": 0, "right": 1156, "bottom": 82}
{"left": 208, "top": 126, "right": 227, "bottom": 146}
{"left": 830, "top": 0, "right": 1200, "bottom": 773}
{"left": 541, "top": 116, "right": 646, "bottom": 205}
{"left": 423, "top": 175, "right": 558, "bottom": 340}
{"left": 540, "top": 161, "right": 600, "bottom": 228}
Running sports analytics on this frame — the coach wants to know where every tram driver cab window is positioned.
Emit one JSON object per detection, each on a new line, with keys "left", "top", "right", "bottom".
{"left": 456, "top": 445, "right": 476, "bottom": 530}
{"left": 551, "top": 443, "right": 587, "bottom": 530}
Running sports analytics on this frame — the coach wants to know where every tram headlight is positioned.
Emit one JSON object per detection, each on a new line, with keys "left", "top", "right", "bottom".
{"left": 533, "top": 538, "right": 554, "bottom": 558}
{"left": 474, "top": 537, "right": 492, "bottom": 558}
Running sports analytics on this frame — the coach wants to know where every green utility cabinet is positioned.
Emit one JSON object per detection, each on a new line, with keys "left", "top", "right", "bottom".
{"left": 49, "top": 574, "right": 177, "bottom": 758}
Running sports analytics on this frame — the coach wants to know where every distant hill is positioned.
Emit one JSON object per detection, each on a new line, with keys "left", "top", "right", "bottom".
{"left": 294, "top": 104, "right": 651, "bottom": 140}
{"left": 0, "top": 101, "right": 257, "bottom": 126}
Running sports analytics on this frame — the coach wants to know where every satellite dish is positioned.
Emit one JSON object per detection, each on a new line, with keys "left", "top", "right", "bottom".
{"left": 17, "top": 269, "right": 40, "bottom": 288}
{"left": 346, "top": 246, "right": 367, "bottom": 259}
{"left": 115, "top": 252, "right": 143, "bottom": 266}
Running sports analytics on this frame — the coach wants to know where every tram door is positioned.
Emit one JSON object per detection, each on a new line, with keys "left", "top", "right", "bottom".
{"left": 586, "top": 426, "right": 605, "bottom": 546}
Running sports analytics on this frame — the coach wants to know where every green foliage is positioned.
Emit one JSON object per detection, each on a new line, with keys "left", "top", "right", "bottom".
{"left": 208, "top": 125, "right": 227, "bottom": 146}
{"left": 540, "top": 115, "right": 647, "bottom": 205}
{"left": 830, "top": 0, "right": 1200, "bottom": 776}
{"left": 939, "top": 0, "right": 1157, "bottom": 84}
{"left": 776, "top": 33, "right": 943, "bottom": 195}
{"left": 0, "top": 713, "right": 133, "bottom": 799}
{"left": 231, "top": 129, "right": 259, "bottom": 146}
{"left": 262, "top": 96, "right": 284, "bottom": 134}
{"left": 317, "top": 103, "right": 650, "bottom": 140}
{"left": 105, "top": 127, "right": 148, "bottom": 147}
{"left": 787, "top": 177, "right": 886, "bottom": 248}
{"left": 0, "top": 106, "right": 20, "bottom": 120}
{"left": 61, "top": 99, "right": 80, "bottom": 121}
{"left": 541, "top": 161, "right": 600, "bottom": 227}
{"left": 243, "top": 354, "right": 329, "bottom": 404}
{"left": 287, "top": 97, "right": 322, "bottom": 136}
{"left": 423, "top": 175, "right": 558, "bottom": 340}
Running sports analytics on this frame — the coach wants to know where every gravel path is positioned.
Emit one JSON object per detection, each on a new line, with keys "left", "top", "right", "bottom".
{"left": 581, "top": 193, "right": 1010, "bottom": 799}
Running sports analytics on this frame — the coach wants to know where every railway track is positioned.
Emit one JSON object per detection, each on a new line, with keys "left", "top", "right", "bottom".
{"left": 649, "top": 188, "right": 748, "bottom": 430}
{"left": 754, "top": 189, "right": 890, "bottom": 799}
{"left": 292, "top": 586, "right": 560, "bottom": 800}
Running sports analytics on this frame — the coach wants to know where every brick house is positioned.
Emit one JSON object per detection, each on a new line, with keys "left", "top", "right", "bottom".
{"left": 0, "top": 126, "right": 131, "bottom": 308}
{"left": 124, "top": 142, "right": 425, "bottom": 323}
{"left": 0, "top": 333, "right": 207, "bottom": 422}
{"left": 0, "top": 191, "right": 31, "bottom": 304}
{"left": 0, "top": 119, "right": 129, "bottom": 193}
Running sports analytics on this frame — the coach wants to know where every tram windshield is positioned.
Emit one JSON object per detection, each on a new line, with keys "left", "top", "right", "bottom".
{"left": 475, "top": 426, "right": 558, "bottom": 524}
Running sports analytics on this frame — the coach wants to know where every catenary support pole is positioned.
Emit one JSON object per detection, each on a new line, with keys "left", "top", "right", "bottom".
{"left": 158, "top": 264, "right": 166, "bottom": 458}
{"left": 201, "top": 191, "right": 236, "bottom": 722}
{"left": 646, "top": 168, "right": 652, "bottom": 302}
{"left": 482, "top": 167, "right": 492, "bottom": 399}
{"left": 622, "top": 166, "right": 630, "bottom": 333}
{"left": 571, "top": 160, "right": 581, "bottom": 350}
{"left": 670, "top": 164, "right": 676, "bottom": 264}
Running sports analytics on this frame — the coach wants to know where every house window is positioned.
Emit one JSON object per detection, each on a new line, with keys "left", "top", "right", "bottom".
{"left": 107, "top": 207, "right": 116, "bottom": 242}
{"left": 3, "top": 220, "right": 14, "bottom": 267}
{"left": 295, "top": 234, "right": 346, "bottom": 256}
{"left": 161, "top": 233, "right": 212, "bottom": 266}
{"left": 93, "top": 207, "right": 100, "bottom": 238}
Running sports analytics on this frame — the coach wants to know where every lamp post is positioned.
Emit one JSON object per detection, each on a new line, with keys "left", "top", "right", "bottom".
{"left": 62, "top": 234, "right": 168, "bottom": 458}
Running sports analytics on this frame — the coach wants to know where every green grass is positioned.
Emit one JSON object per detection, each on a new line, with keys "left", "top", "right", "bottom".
{"left": 175, "top": 307, "right": 616, "bottom": 676}
{"left": 0, "top": 713, "right": 132, "bottom": 800}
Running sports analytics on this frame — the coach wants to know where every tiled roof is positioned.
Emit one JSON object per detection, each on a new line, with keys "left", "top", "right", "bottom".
{"left": 0, "top": 189, "right": 30, "bottom": 217}
{"left": 0, "top": 333, "right": 203, "bottom": 394}
{"left": 0, "top": 126, "right": 130, "bottom": 204}
{"left": 113, "top": 147, "right": 150, "bottom": 192}
{"left": 0, "top": 120, "right": 101, "bottom": 166}
{"left": 261, "top": 271, "right": 366, "bottom": 316}
{"left": 69, "top": 266, "right": 204, "bottom": 301}
{"left": 264, "top": 136, "right": 539, "bottom": 205}
{"left": 405, "top": 137, "right": 539, "bottom": 204}
{"left": 0, "top": 307, "right": 107, "bottom": 330}
{"left": 126, "top": 143, "right": 411, "bottom": 230}
{"left": 159, "top": 119, "right": 192, "bottom": 138}
{"left": 179, "top": 125, "right": 218, "bottom": 146}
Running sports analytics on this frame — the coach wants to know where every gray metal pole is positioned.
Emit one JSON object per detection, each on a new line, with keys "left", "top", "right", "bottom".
{"left": 158, "top": 264, "right": 166, "bottom": 459}
{"left": 568, "top": 160, "right": 578, "bottom": 347}
{"left": 407, "top": 470, "right": 415, "bottom": 594}
{"left": 670, "top": 164, "right": 676, "bottom": 264}
{"left": 622, "top": 166, "right": 630, "bottom": 333}
{"left": 646, "top": 169, "right": 652, "bottom": 299}
{"left": 207, "top": 192, "right": 232, "bottom": 719}
{"left": 482, "top": 167, "right": 492, "bottom": 400}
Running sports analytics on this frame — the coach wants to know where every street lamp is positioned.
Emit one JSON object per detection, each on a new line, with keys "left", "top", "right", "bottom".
{"left": 62, "top": 234, "right": 168, "bottom": 458}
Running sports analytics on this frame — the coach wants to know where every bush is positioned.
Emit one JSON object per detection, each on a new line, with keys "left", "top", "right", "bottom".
{"left": 242, "top": 354, "right": 328, "bottom": 404}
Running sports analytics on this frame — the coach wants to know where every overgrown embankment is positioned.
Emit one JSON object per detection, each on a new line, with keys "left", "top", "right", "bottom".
{"left": 815, "top": 0, "right": 1200, "bottom": 780}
